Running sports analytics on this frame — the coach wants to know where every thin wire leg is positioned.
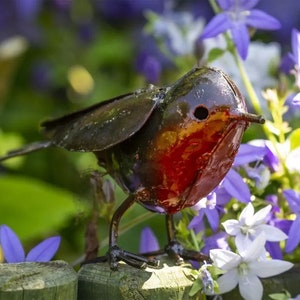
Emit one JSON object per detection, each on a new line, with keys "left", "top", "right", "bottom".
{"left": 165, "top": 214, "right": 210, "bottom": 264}
{"left": 83, "top": 195, "right": 159, "bottom": 270}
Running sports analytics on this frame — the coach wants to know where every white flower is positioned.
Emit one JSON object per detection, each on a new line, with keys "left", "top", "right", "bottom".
{"left": 210, "top": 234, "right": 293, "bottom": 300}
{"left": 251, "top": 139, "right": 300, "bottom": 174}
{"left": 222, "top": 203, "right": 287, "bottom": 253}
{"left": 151, "top": 11, "right": 204, "bottom": 56}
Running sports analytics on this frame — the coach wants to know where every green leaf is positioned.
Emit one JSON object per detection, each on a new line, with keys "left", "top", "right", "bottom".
{"left": 268, "top": 292, "right": 290, "bottom": 300}
{"left": 207, "top": 48, "right": 226, "bottom": 63}
{"left": 0, "top": 175, "right": 86, "bottom": 240}
{"left": 289, "top": 128, "right": 300, "bottom": 150}
{"left": 189, "top": 278, "right": 203, "bottom": 297}
{"left": 0, "top": 130, "right": 25, "bottom": 169}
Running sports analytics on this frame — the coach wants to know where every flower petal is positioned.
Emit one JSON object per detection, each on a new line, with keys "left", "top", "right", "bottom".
{"left": 285, "top": 216, "right": 300, "bottom": 253}
{"left": 265, "top": 241, "right": 283, "bottom": 259}
{"left": 233, "top": 144, "right": 267, "bottom": 166}
{"left": 222, "top": 219, "right": 240, "bottom": 235}
{"left": 238, "top": 274, "right": 263, "bottom": 300}
{"left": 217, "top": 269, "right": 239, "bottom": 294}
{"left": 291, "top": 28, "right": 300, "bottom": 65}
{"left": 235, "top": 234, "right": 253, "bottom": 255}
{"left": 201, "top": 231, "right": 229, "bottom": 255}
{"left": 292, "top": 93, "right": 300, "bottom": 106}
{"left": 139, "top": 227, "right": 159, "bottom": 253}
{"left": 264, "top": 143, "right": 280, "bottom": 172}
{"left": 217, "top": 0, "right": 234, "bottom": 10}
{"left": 223, "top": 169, "right": 251, "bottom": 203}
{"left": 239, "top": 203, "right": 254, "bottom": 225}
{"left": 257, "top": 224, "right": 287, "bottom": 242}
{"left": 188, "top": 209, "right": 205, "bottom": 234}
{"left": 0, "top": 225, "right": 25, "bottom": 263}
{"left": 251, "top": 205, "right": 271, "bottom": 225}
{"left": 230, "top": 24, "right": 249, "bottom": 59}
{"left": 286, "top": 148, "right": 300, "bottom": 173}
{"left": 201, "top": 13, "right": 231, "bottom": 39}
{"left": 283, "top": 189, "right": 300, "bottom": 213}
{"left": 210, "top": 249, "right": 240, "bottom": 270}
{"left": 26, "top": 236, "right": 61, "bottom": 262}
{"left": 242, "top": 233, "right": 266, "bottom": 261}
{"left": 205, "top": 208, "right": 220, "bottom": 232}
{"left": 249, "top": 259, "right": 293, "bottom": 278}
{"left": 217, "top": 0, "right": 260, "bottom": 10}
{"left": 238, "top": 0, "right": 260, "bottom": 10}
{"left": 246, "top": 9, "right": 281, "bottom": 30}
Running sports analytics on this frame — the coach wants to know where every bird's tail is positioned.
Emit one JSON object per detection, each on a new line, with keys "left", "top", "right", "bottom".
{"left": 0, "top": 141, "right": 52, "bottom": 162}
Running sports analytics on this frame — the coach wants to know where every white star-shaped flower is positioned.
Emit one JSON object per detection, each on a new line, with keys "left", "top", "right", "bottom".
{"left": 222, "top": 203, "right": 287, "bottom": 252}
{"left": 210, "top": 234, "right": 293, "bottom": 300}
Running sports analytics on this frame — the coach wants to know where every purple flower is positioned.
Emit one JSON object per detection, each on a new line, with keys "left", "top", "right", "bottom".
{"left": 293, "top": 92, "right": 300, "bottom": 105}
{"left": 217, "top": 143, "right": 269, "bottom": 203}
{"left": 265, "top": 195, "right": 292, "bottom": 259}
{"left": 136, "top": 52, "right": 162, "bottom": 84}
{"left": 246, "top": 140, "right": 279, "bottom": 172}
{"left": 245, "top": 164, "right": 270, "bottom": 192}
{"left": 0, "top": 225, "right": 61, "bottom": 263}
{"left": 265, "top": 194, "right": 280, "bottom": 215}
{"left": 201, "top": 0, "right": 281, "bottom": 59}
{"left": 201, "top": 231, "right": 230, "bottom": 255}
{"left": 251, "top": 138, "right": 300, "bottom": 174}
{"left": 289, "top": 28, "right": 300, "bottom": 88}
{"left": 283, "top": 189, "right": 300, "bottom": 253}
{"left": 189, "top": 192, "right": 221, "bottom": 232}
{"left": 0, "top": 0, "right": 42, "bottom": 43}
{"left": 290, "top": 28, "right": 300, "bottom": 65}
{"left": 233, "top": 143, "right": 267, "bottom": 166}
{"left": 15, "top": 0, "right": 42, "bottom": 21}
{"left": 139, "top": 227, "right": 159, "bottom": 253}
{"left": 281, "top": 29, "right": 300, "bottom": 103}
{"left": 97, "top": 0, "right": 164, "bottom": 21}
{"left": 200, "top": 142, "right": 270, "bottom": 209}
{"left": 235, "top": 141, "right": 280, "bottom": 174}
{"left": 221, "top": 169, "right": 251, "bottom": 203}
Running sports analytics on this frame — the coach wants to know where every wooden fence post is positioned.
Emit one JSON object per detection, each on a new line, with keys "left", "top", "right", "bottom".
{"left": 0, "top": 260, "right": 77, "bottom": 300}
{"left": 78, "top": 259, "right": 300, "bottom": 300}
{"left": 78, "top": 256, "right": 196, "bottom": 300}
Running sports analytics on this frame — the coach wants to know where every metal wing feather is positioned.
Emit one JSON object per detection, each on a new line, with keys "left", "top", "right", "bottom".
{"left": 42, "top": 87, "right": 162, "bottom": 152}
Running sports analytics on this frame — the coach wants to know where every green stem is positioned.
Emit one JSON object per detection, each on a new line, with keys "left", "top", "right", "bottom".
{"left": 234, "top": 55, "right": 262, "bottom": 115}
{"left": 231, "top": 42, "right": 280, "bottom": 143}
{"left": 208, "top": 0, "right": 220, "bottom": 13}
{"left": 206, "top": 0, "right": 295, "bottom": 189}
{"left": 207, "top": 0, "right": 276, "bottom": 141}
{"left": 234, "top": 51, "right": 295, "bottom": 187}
{"left": 190, "top": 229, "right": 200, "bottom": 252}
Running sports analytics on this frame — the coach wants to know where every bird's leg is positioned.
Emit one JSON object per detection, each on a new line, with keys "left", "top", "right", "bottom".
{"left": 83, "top": 195, "right": 159, "bottom": 270}
{"left": 165, "top": 214, "right": 210, "bottom": 264}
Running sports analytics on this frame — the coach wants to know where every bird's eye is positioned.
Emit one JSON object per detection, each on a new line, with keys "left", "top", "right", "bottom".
{"left": 193, "top": 105, "right": 209, "bottom": 121}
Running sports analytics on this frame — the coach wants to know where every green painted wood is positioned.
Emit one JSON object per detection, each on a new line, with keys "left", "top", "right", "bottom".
{"left": 78, "top": 257, "right": 300, "bottom": 300}
{"left": 78, "top": 257, "right": 196, "bottom": 300}
{"left": 0, "top": 260, "right": 77, "bottom": 300}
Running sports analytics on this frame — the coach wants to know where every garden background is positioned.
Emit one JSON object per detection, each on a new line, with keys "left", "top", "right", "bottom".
{"left": 0, "top": 0, "right": 300, "bottom": 273}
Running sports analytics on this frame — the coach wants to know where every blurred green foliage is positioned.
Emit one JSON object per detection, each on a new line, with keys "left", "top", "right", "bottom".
{"left": 0, "top": 1, "right": 166, "bottom": 264}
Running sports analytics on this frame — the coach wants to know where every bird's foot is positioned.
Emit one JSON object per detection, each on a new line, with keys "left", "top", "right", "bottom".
{"left": 165, "top": 241, "right": 211, "bottom": 265}
{"left": 83, "top": 245, "right": 160, "bottom": 270}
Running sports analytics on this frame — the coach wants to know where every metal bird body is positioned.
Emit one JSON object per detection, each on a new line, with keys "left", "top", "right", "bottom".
{"left": 0, "top": 67, "right": 264, "bottom": 269}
